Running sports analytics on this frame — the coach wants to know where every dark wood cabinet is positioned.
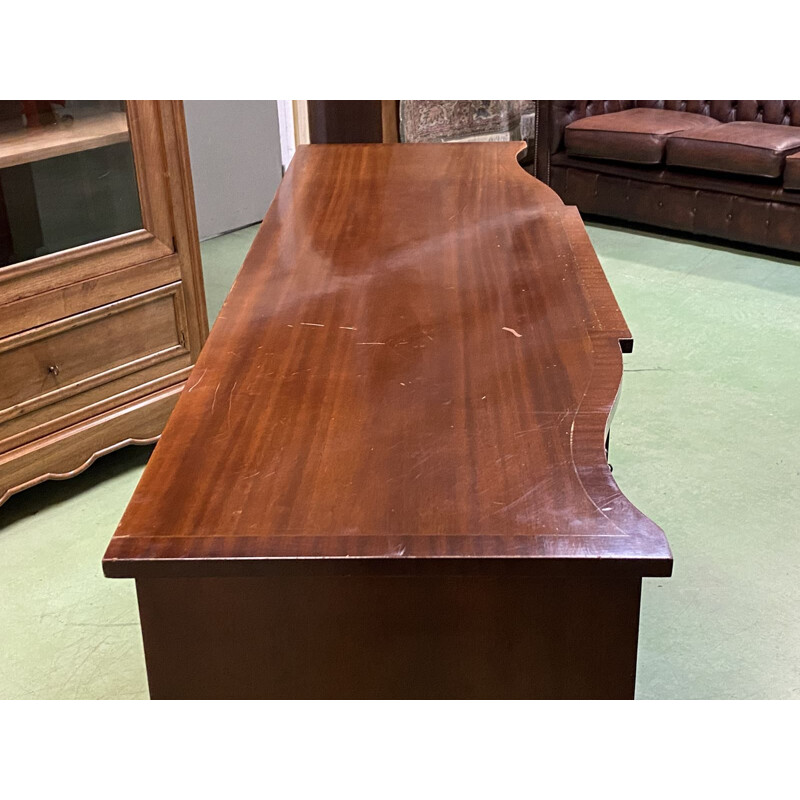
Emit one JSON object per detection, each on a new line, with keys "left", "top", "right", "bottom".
{"left": 103, "top": 143, "right": 671, "bottom": 698}
{"left": 307, "top": 100, "right": 399, "bottom": 143}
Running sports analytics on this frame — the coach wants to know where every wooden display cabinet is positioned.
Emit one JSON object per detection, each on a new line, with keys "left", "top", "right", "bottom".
{"left": 0, "top": 100, "right": 208, "bottom": 505}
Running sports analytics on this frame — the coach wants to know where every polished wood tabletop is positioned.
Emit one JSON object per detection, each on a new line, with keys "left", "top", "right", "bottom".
{"left": 103, "top": 143, "right": 671, "bottom": 579}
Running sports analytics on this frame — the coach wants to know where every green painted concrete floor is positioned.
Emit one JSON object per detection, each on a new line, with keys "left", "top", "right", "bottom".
{"left": 2, "top": 221, "right": 799, "bottom": 700}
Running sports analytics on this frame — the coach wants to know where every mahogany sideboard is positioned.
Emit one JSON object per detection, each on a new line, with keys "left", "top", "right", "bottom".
{"left": 103, "top": 142, "right": 672, "bottom": 699}
{"left": 0, "top": 100, "right": 208, "bottom": 505}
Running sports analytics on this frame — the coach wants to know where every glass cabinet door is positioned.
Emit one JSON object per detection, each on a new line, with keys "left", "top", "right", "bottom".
{"left": 0, "top": 100, "right": 142, "bottom": 267}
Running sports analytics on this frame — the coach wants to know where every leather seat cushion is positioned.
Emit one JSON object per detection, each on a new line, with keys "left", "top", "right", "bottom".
{"left": 667, "top": 122, "right": 800, "bottom": 179}
{"left": 564, "top": 108, "right": 721, "bottom": 165}
{"left": 784, "top": 153, "right": 800, "bottom": 191}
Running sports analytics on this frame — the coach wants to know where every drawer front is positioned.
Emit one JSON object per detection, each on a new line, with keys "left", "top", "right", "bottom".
{"left": 0, "top": 253, "right": 182, "bottom": 340}
{"left": 0, "top": 283, "right": 189, "bottom": 424}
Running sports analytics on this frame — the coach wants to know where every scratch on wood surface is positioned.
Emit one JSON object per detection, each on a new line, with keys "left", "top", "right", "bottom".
{"left": 187, "top": 369, "right": 207, "bottom": 392}
{"left": 502, "top": 326, "right": 522, "bottom": 338}
{"left": 357, "top": 342, "right": 386, "bottom": 345}
{"left": 301, "top": 322, "right": 324, "bottom": 327}
{"left": 227, "top": 381, "right": 237, "bottom": 431}
{"left": 211, "top": 383, "right": 221, "bottom": 413}
{"left": 339, "top": 326, "right": 357, "bottom": 330}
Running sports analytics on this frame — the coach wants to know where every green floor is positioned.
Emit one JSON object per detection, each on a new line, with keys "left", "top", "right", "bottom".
{"left": 1, "top": 221, "right": 799, "bottom": 699}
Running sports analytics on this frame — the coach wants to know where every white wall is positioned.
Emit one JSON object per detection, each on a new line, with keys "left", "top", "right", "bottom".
{"left": 183, "top": 101, "right": 283, "bottom": 240}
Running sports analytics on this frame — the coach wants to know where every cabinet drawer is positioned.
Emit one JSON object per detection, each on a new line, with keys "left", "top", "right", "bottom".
{"left": 0, "top": 254, "right": 182, "bottom": 339}
{"left": 0, "top": 283, "right": 189, "bottom": 423}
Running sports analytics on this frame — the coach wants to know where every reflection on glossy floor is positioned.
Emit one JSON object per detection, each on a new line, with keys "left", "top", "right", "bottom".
{"left": 1, "top": 221, "right": 799, "bottom": 699}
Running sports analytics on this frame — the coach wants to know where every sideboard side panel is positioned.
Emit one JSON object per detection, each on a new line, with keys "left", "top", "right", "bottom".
{"left": 136, "top": 574, "right": 642, "bottom": 699}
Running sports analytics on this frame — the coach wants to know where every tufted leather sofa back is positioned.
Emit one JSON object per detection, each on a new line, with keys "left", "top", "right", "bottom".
{"left": 639, "top": 101, "right": 800, "bottom": 125}
{"left": 544, "top": 101, "right": 800, "bottom": 154}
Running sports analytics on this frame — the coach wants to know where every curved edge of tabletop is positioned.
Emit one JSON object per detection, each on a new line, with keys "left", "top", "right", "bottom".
{"left": 102, "top": 143, "right": 672, "bottom": 582}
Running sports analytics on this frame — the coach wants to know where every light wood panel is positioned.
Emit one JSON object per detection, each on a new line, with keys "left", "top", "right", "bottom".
{"left": 0, "top": 284, "right": 187, "bottom": 419}
{"left": 0, "top": 384, "right": 182, "bottom": 506}
{"left": 0, "top": 111, "right": 130, "bottom": 169}
{"left": 0, "top": 101, "right": 207, "bottom": 505}
{"left": 381, "top": 100, "right": 399, "bottom": 143}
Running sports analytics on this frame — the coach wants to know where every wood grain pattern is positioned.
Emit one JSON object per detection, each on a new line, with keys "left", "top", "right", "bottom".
{"left": 159, "top": 100, "right": 209, "bottom": 360}
{"left": 0, "top": 253, "right": 182, "bottom": 339}
{"left": 381, "top": 100, "right": 400, "bottom": 143}
{"left": 0, "top": 101, "right": 207, "bottom": 506}
{"left": 0, "top": 284, "right": 187, "bottom": 420}
{"left": 104, "top": 143, "right": 671, "bottom": 579}
{"left": 0, "top": 230, "right": 169, "bottom": 306}
{"left": 0, "top": 111, "right": 130, "bottom": 169}
{"left": 136, "top": 574, "right": 642, "bottom": 699}
{"left": 0, "top": 383, "right": 181, "bottom": 506}
{"left": 0, "top": 364, "right": 192, "bottom": 455}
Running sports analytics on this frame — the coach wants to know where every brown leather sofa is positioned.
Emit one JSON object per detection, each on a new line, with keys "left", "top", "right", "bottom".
{"left": 526, "top": 101, "right": 800, "bottom": 255}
